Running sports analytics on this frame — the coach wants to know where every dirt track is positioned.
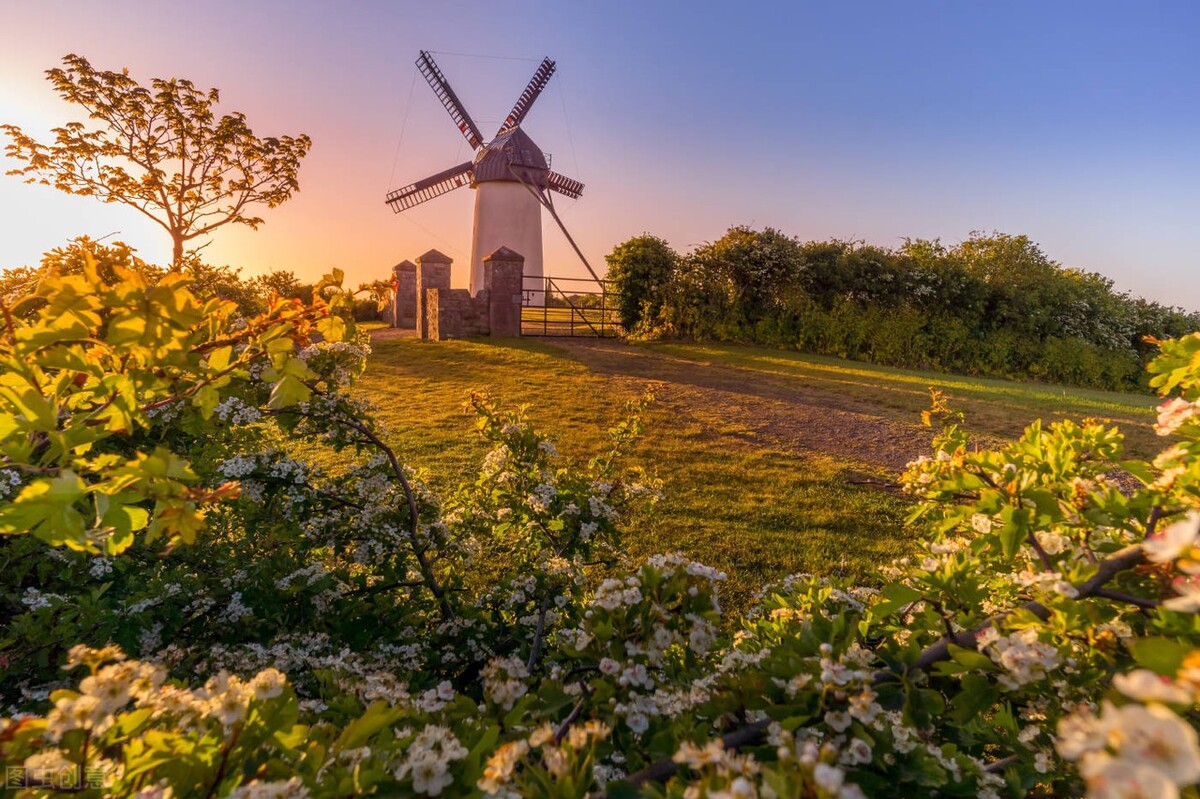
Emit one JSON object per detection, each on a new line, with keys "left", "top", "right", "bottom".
{"left": 547, "top": 338, "right": 935, "bottom": 476}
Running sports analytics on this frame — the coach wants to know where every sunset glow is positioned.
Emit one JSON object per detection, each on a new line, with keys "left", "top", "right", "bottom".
{"left": 2, "top": 0, "right": 1197, "bottom": 307}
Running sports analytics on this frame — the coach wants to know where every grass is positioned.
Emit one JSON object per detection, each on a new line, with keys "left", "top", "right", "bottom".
{"left": 521, "top": 306, "right": 620, "bottom": 337}
{"left": 644, "top": 342, "right": 1160, "bottom": 457}
{"left": 354, "top": 337, "right": 911, "bottom": 613}
{"left": 351, "top": 335, "right": 1161, "bottom": 613}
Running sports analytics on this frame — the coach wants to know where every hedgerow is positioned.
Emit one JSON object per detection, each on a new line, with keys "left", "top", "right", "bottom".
{"left": 609, "top": 228, "right": 1200, "bottom": 392}
{"left": 3, "top": 256, "right": 1200, "bottom": 798}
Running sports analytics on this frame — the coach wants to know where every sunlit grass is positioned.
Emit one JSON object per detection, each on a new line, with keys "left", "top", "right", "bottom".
{"left": 644, "top": 342, "right": 1160, "bottom": 457}
{"left": 351, "top": 337, "right": 911, "bottom": 613}
{"left": 340, "top": 336, "right": 1161, "bottom": 613}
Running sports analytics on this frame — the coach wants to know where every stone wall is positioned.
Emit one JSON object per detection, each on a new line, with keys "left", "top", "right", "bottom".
{"left": 415, "top": 250, "right": 452, "bottom": 339}
{"left": 392, "top": 260, "right": 417, "bottom": 329}
{"left": 484, "top": 248, "right": 524, "bottom": 338}
{"left": 396, "top": 247, "right": 525, "bottom": 340}
{"left": 426, "top": 288, "right": 492, "bottom": 341}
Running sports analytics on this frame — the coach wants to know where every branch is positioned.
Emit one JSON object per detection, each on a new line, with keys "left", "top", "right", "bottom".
{"left": 624, "top": 541, "right": 1150, "bottom": 787}
{"left": 1091, "top": 587, "right": 1161, "bottom": 609}
{"left": 527, "top": 594, "right": 551, "bottom": 673}
{"left": 288, "top": 403, "right": 454, "bottom": 622}
{"left": 887, "top": 543, "right": 1146, "bottom": 680}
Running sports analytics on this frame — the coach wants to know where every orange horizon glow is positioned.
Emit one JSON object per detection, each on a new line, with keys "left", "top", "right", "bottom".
{"left": 2, "top": 1, "right": 1198, "bottom": 310}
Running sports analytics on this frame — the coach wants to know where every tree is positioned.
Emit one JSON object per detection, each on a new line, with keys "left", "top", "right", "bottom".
{"left": 0, "top": 236, "right": 160, "bottom": 306}
{"left": 251, "top": 268, "right": 313, "bottom": 303}
{"left": 689, "top": 226, "right": 804, "bottom": 323}
{"left": 605, "top": 235, "right": 678, "bottom": 331}
{"left": 2, "top": 54, "right": 311, "bottom": 268}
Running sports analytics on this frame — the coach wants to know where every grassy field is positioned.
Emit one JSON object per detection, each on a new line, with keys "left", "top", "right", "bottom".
{"left": 352, "top": 335, "right": 1161, "bottom": 613}
{"left": 521, "top": 305, "right": 620, "bottom": 337}
{"left": 645, "top": 342, "right": 1160, "bottom": 456}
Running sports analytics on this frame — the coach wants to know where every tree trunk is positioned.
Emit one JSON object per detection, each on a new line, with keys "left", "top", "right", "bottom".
{"left": 171, "top": 235, "right": 184, "bottom": 271}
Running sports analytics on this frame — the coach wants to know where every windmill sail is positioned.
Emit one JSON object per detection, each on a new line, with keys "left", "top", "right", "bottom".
{"left": 385, "top": 161, "right": 474, "bottom": 212}
{"left": 416, "top": 51, "right": 485, "bottom": 149}
{"left": 547, "top": 171, "right": 584, "bottom": 199}
{"left": 497, "top": 57, "right": 556, "bottom": 136}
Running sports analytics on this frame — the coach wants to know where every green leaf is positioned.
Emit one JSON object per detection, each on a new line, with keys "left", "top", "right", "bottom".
{"left": 315, "top": 315, "right": 347, "bottom": 342}
{"left": 334, "top": 701, "right": 404, "bottom": 750}
{"left": 1128, "top": 637, "right": 1194, "bottom": 676}
{"left": 268, "top": 373, "right": 311, "bottom": 409}
{"left": 100, "top": 502, "right": 149, "bottom": 555}
{"left": 948, "top": 673, "right": 998, "bottom": 723}
{"left": 997, "top": 506, "right": 1031, "bottom": 559}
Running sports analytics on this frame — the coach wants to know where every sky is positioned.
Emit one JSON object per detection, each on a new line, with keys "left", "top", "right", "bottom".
{"left": 1, "top": 1, "right": 1198, "bottom": 307}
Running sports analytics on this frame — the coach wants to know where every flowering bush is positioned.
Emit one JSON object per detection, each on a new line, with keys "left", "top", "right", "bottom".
{"left": 5, "top": 263, "right": 1200, "bottom": 797}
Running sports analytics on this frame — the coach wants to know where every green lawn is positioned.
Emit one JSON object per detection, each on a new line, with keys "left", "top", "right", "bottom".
{"left": 351, "top": 335, "right": 1161, "bottom": 613}
{"left": 645, "top": 342, "right": 1160, "bottom": 457}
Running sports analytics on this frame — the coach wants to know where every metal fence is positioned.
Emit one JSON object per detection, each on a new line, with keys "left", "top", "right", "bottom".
{"left": 521, "top": 276, "right": 621, "bottom": 337}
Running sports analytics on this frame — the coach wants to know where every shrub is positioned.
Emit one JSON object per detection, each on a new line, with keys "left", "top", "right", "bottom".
{"left": 617, "top": 228, "right": 1200, "bottom": 392}
{"left": 604, "top": 235, "right": 678, "bottom": 333}
{"left": 6, "top": 265, "right": 1200, "bottom": 797}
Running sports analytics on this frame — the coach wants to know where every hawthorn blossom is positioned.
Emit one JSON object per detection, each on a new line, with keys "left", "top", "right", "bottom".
{"left": 1155, "top": 397, "right": 1200, "bottom": 436}
{"left": 1059, "top": 700, "right": 1200, "bottom": 795}
{"left": 1113, "top": 670, "right": 1193, "bottom": 705}
{"left": 1079, "top": 758, "right": 1176, "bottom": 799}
{"left": 1143, "top": 512, "right": 1200, "bottom": 565}
{"left": 1164, "top": 577, "right": 1200, "bottom": 613}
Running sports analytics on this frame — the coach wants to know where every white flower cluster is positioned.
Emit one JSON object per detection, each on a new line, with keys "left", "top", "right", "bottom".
{"left": 1155, "top": 397, "right": 1200, "bottom": 436}
{"left": 593, "top": 577, "right": 643, "bottom": 611}
{"left": 42, "top": 646, "right": 286, "bottom": 746}
{"left": 526, "top": 482, "right": 557, "bottom": 513}
{"left": 214, "top": 395, "right": 263, "bottom": 425}
{"left": 976, "top": 627, "right": 1060, "bottom": 691}
{"left": 21, "top": 587, "right": 66, "bottom": 610}
{"left": 1009, "top": 568, "right": 1079, "bottom": 598}
{"left": 482, "top": 656, "right": 529, "bottom": 710}
{"left": 394, "top": 725, "right": 467, "bottom": 796}
{"left": 644, "top": 553, "right": 728, "bottom": 584}
{"left": 478, "top": 720, "right": 610, "bottom": 796}
{"left": 1057, "top": 699, "right": 1200, "bottom": 798}
{"left": 0, "top": 468, "right": 22, "bottom": 499}
{"left": 297, "top": 340, "right": 372, "bottom": 386}
{"left": 227, "top": 778, "right": 309, "bottom": 798}
{"left": 673, "top": 738, "right": 761, "bottom": 795}
{"left": 1142, "top": 512, "right": 1200, "bottom": 611}
{"left": 89, "top": 557, "right": 114, "bottom": 579}
{"left": 274, "top": 563, "right": 330, "bottom": 590}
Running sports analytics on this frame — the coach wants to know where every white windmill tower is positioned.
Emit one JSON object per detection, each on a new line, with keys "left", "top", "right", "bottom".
{"left": 385, "top": 51, "right": 588, "bottom": 300}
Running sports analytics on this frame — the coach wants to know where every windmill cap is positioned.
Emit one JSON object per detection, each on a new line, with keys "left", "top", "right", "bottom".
{"left": 483, "top": 246, "right": 525, "bottom": 263}
{"left": 473, "top": 128, "right": 549, "bottom": 186}
{"left": 416, "top": 249, "right": 453, "bottom": 264}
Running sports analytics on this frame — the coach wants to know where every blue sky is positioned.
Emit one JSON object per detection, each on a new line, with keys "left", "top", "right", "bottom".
{"left": 2, "top": 0, "right": 1197, "bottom": 308}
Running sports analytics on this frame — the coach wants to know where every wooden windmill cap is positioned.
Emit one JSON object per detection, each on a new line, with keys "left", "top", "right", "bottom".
{"left": 483, "top": 246, "right": 525, "bottom": 263}
{"left": 416, "top": 249, "right": 453, "bottom": 264}
{"left": 473, "top": 128, "right": 549, "bottom": 187}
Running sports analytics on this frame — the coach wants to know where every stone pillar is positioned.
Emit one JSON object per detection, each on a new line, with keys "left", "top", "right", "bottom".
{"left": 483, "top": 247, "right": 525, "bottom": 338}
{"left": 415, "top": 249, "right": 452, "bottom": 340}
{"left": 392, "top": 260, "right": 417, "bottom": 329}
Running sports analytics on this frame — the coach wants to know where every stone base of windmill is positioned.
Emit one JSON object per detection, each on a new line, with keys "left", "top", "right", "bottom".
{"left": 389, "top": 247, "right": 524, "bottom": 341}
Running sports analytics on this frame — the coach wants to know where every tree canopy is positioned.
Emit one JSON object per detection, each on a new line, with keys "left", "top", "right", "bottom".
{"left": 2, "top": 54, "right": 312, "bottom": 267}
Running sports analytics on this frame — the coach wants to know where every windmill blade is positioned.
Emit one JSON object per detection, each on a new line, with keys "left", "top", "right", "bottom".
{"left": 416, "top": 50, "right": 485, "bottom": 149}
{"left": 497, "top": 57, "right": 556, "bottom": 136}
{"left": 547, "top": 171, "right": 584, "bottom": 200}
{"left": 385, "top": 161, "right": 474, "bottom": 212}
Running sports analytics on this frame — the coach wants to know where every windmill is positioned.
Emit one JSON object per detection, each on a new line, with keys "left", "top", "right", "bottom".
{"left": 385, "top": 51, "right": 592, "bottom": 300}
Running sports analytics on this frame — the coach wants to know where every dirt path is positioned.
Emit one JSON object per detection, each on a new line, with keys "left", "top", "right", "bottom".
{"left": 547, "top": 338, "right": 936, "bottom": 475}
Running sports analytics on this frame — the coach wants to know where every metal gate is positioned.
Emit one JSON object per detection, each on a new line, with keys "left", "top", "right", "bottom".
{"left": 521, "top": 276, "right": 621, "bottom": 337}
